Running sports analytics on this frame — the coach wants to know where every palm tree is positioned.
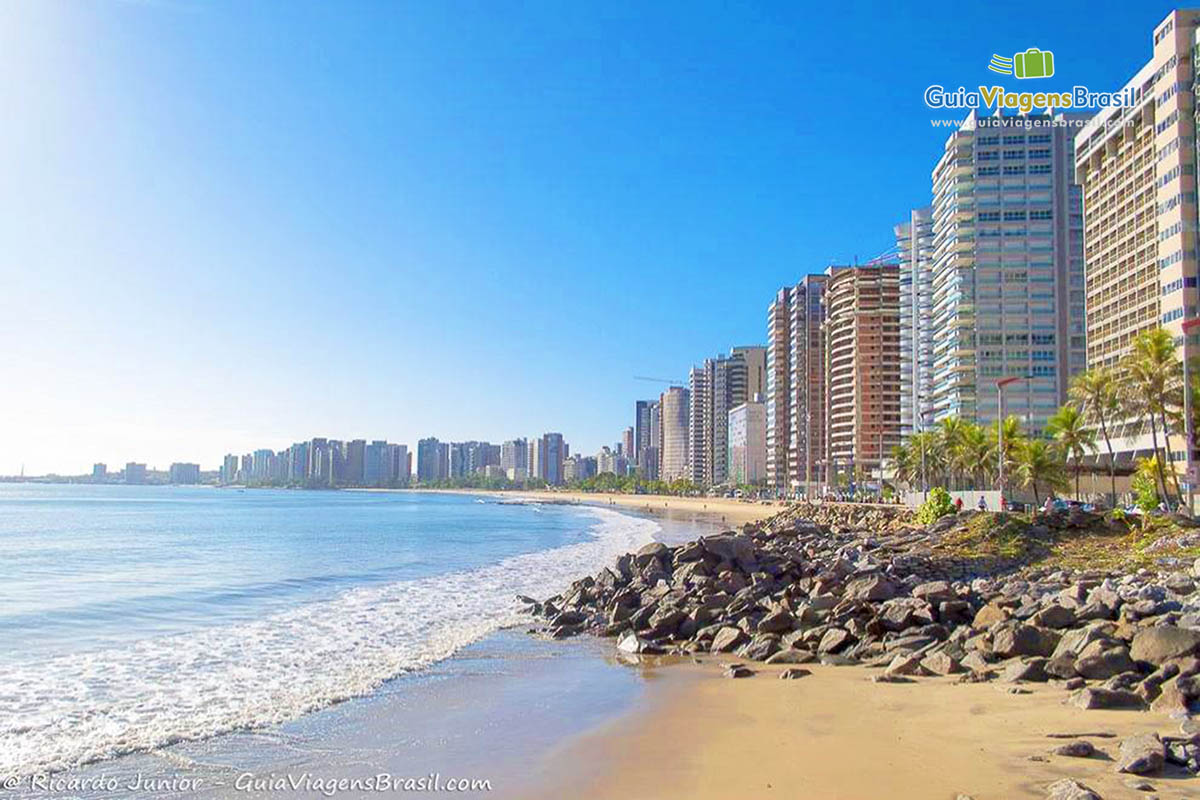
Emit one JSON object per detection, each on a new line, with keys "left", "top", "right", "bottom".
{"left": 1014, "top": 438, "right": 1069, "bottom": 509}
{"left": 957, "top": 422, "right": 995, "bottom": 489}
{"left": 1124, "top": 329, "right": 1183, "bottom": 504}
{"left": 938, "top": 417, "right": 967, "bottom": 490}
{"left": 1069, "top": 367, "right": 1121, "bottom": 506}
{"left": 992, "top": 415, "right": 1025, "bottom": 496}
{"left": 1046, "top": 404, "right": 1097, "bottom": 500}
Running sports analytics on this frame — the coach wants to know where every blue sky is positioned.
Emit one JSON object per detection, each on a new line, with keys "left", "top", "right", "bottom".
{"left": 0, "top": 0, "right": 1181, "bottom": 474}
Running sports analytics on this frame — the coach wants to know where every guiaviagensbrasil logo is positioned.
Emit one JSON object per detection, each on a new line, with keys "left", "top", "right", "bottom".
{"left": 988, "top": 48, "right": 1054, "bottom": 79}
{"left": 924, "top": 45, "right": 1135, "bottom": 113}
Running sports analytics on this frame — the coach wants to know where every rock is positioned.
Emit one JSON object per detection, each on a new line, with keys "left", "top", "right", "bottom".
{"left": 1076, "top": 647, "right": 1136, "bottom": 680}
{"left": 616, "top": 631, "right": 661, "bottom": 655}
{"left": 1069, "top": 687, "right": 1145, "bottom": 710}
{"left": 1044, "top": 778, "right": 1101, "bottom": 800}
{"left": 961, "top": 652, "right": 993, "bottom": 673}
{"left": 646, "top": 606, "right": 687, "bottom": 637}
{"left": 757, "top": 609, "right": 794, "bottom": 634}
{"left": 1050, "top": 740, "right": 1096, "bottom": 758}
{"left": 739, "top": 634, "right": 781, "bottom": 662}
{"left": 1123, "top": 778, "right": 1155, "bottom": 791}
{"left": 1115, "top": 733, "right": 1164, "bottom": 775}
{"left": 818, "top": 627, "right": 855, "bottom": 655}
{"left": 912, "top": 580, "right": 956, "bottom": 604}
{"left": 1045, "top": 653, "right": 1079, "bottom": 679}
{"left": 765, "top": 648, "right": 816, "bottom": 664}
{"left": 973, "top": 602, "right": 1010, "bottom": 629}
{"left": 724, "top": 664, "right": 755, "bottom": 679}
{"left": 1033, "top": 604, "right": 1077, "bottom": 630}
{"left": 1130, "top": 627, "right": 1200, "bottom": 665}
{"left": 711, "top": 626, "right": 749, "bottom": 653}
{"left": 921, "top": 651, "right": 963, "bottom": 676}
{"left": 700, "top": 533, "right": 756, "bottom": 568}
{"left": 844, "top": 574, "right": 897, "bottom": 602}
{"left": 779, "top": 667, "right": 812, "bottom": 680}
{"left": 633, "top": 541, "right": 670, "bottom": 567}
{"left": 1149, "top": 676, "right": 1195, "bottom": 715}
{"left": 885, "top": 651, "right": 926, "bottom": 677}
{"left": 993, "top": 624, "right": 1058, "bottom": 658}
{"left": 1002, "top": 657, "right": 1048, "bottom": 683}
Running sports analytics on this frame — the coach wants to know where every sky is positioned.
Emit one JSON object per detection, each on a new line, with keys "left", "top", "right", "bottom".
{"left": 0, "top": 0, "right": 1184, "bottom": 475}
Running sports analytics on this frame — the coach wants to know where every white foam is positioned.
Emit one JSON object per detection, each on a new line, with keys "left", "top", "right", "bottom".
{"left": 0, "top": 506, "right": 657, "bottom": 776}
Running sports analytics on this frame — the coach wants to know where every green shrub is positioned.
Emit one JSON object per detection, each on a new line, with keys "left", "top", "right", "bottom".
{"left": 916, "top": 487, "right": 957, "bottom": 525}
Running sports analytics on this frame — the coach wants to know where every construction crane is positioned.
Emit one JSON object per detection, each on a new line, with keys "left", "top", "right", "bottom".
{"left": 633, "top": 375, "right": 685, "bottom": 387}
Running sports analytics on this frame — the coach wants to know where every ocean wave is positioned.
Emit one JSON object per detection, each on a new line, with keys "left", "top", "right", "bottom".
{"left": 0, "top": 506, "right": 657, "bottom": 777}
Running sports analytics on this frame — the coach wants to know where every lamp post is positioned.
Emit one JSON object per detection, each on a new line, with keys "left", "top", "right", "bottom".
{"left": 1181, "top": 318, "right": 1200, "bottom": 513}
{"left": 996, "top": 374, "right": 1031, "bottom": 511}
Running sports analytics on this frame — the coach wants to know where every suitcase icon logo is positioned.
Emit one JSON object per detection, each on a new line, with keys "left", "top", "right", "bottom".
{"left": 987, "top": 48, "right": 1054, "bottom": 79}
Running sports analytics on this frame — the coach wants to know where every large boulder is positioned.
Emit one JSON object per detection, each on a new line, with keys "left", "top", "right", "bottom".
{"left": 1115, "top": 733, "right": 1164, "bottom": 775}
{"left": 818, "top": 627, "right": 856, "bottom": 655}
{"left": 700, "top": 534, "right": 756, "bottom": 568}
{"left": 992, "top": 623, "right": 1059, "bottom": 658}
{"left": 1130, "top": 627, "right": 1200, "bottom": 665}
{"left": 1076, "top": 646, "right": 1136, "bottom": 680}
{"left": 710, "top": 626, "right": 749, "bottom": 653}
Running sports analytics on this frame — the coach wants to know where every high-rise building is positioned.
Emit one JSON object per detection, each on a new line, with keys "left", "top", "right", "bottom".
{"left": 417, "top": 437, "right": 448, "bottom": 483}
{"left": 928, "top": 109, "right": 1088, "bottom": 432}
{"left": 824, "top": 263, "right": 902, "bottom": 483}
{"left": 634, "top": 400, "right": 653, "bottom": 467}
{"left": 500, "top": 438, "right": 528, "bottom": 480}
{"left": 731, "top": 345, "right": 767, "bottom": 402}
{"left": 124, "top": 462, "right": 147, "bottom": 485}
{"left": 92, "top": 463, "right": 106, "bottom": 481}
{"left": 345, "top": 440, "right": 366, "bottom": 485}
{"left": 687, "top": 365, "right": 710, "bottom": 485}
{"left": 896, "top": 206, "right": 934, "bottom": 438}
{"left": 728, "top": 399, "right": 766, "bottom": 486}
{"left": 1074, "top": 9, "right": 1200, "bottom": 474}
{"left": 168, "top": 463, "right": 200, "bottom": 484}
{"left": 659, "top": 386, "right": 690, "bottom": 483}
{"left": 220, "top": 455, "right": 239, "bottom": 484}
{"left": 766, "top": 276, "right": 828, "bottom": 495}
{"left": 542, "top": 433, "right": 566, "bottom": 486}
{"left": 390, "top": 444, "right": 410, "bottom": 486}
{"left": 687, "top": 349, "right": 760, "bottom": 487}
{"left": 364, "top": 440, "right": 392, "bottom": 485}
{"left": 529, "top": 437, "right": 544, "bottom": 482}
{"left": 621, "top": 427, "right": 634, "bottom": 463}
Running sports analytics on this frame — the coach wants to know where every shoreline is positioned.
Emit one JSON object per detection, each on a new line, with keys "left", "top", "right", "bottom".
{"left": 421, "top": 488, "right": 782, "bottom": 528}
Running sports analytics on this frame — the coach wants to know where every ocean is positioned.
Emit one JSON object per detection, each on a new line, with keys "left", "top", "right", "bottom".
{"left": 0, "top": 485, "right": 660, "bottom": 787}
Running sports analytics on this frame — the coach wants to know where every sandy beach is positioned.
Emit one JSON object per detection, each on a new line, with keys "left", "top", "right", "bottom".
{"left": 525, "top": 659, "right": 1194, "bottom": 800}
{"left": 437, "top": 489, "right": 783, "bottom": 528}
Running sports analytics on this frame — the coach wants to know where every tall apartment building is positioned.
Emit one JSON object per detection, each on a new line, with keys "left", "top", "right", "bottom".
{"left": 344, "top": 440, "right": 366, "bottom": 485}
{"left": 824, "top": 263, "right": 901, "bottom": 481}
{"left": 417, "top": 437, "right": 448, "bottom": 483}
{"left": 687, "top": 365, "right": 711, "bottom": 485}
{"left": 1075, "top": 10, "right": 1200, "bottom": 474}
{"left": 168, "top": 462, "right": 201, "bottom": 484}
{"left": 541, "top": 433, "right": 566, "bottom": 486}
{"left": 659, "top": 386, "right": 690, "bottom": 483}
{"left": 728, "top": 398, "right": 766, "bottom": 486}
{"left": 687, "top": 348, "right": 763, "bottom": 487}
{"left": 896, "top": 207, "right": 934, "bottom": 437}
{"left": 928, "top": 110, "right": 1087, "bottom": 433}
{"left": 731, "top": 345, "right": 767, "bottom": 401}
{"left": 501, "top": 438, "right": 528, "bottom": 480}
{"left": 765, "top": 275, "right": 828, "bottom": 495}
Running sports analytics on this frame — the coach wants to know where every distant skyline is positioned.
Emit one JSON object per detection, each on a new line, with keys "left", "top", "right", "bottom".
{"left": 0, "top": 0, "right": 1179, "bottom": 474}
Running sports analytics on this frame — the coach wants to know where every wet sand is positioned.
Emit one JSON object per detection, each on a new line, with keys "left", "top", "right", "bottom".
{"left": 524, "top": 659, "right": 1197, "bottom": 800}
{"left": 443, "top": 489, "right": 782, "bottom": 529}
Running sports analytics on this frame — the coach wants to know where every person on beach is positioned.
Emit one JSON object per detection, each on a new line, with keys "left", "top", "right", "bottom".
{"left": 954, "top": 497, "right": 963, "bottom": 513}
{"left": 977, "top": 496, "right": 987, "bottom": 511}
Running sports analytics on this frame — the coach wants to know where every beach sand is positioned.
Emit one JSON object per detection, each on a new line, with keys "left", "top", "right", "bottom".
{"left": 447, "top": 489, "right": 782, "bottom": 529}
{"left": 524, "top": 659, "right": 1196, "bottom": 800}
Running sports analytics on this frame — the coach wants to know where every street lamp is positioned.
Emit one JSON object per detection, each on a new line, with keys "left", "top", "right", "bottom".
{"left": 996, "top": 374, "right": 1032, "bottom": 511}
